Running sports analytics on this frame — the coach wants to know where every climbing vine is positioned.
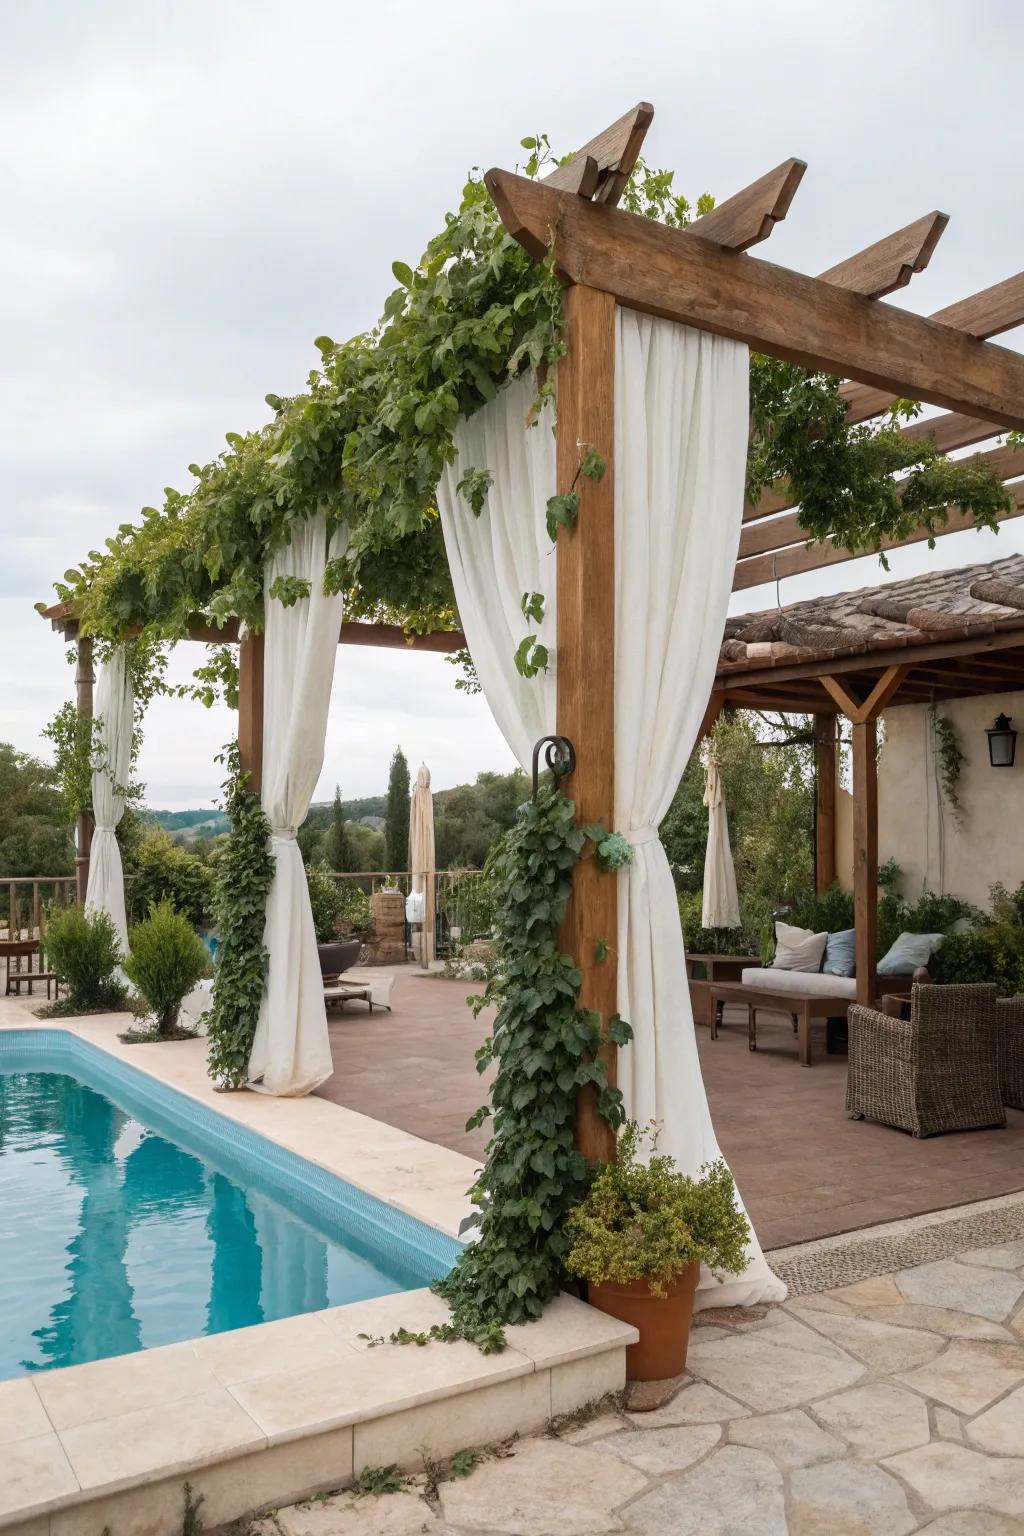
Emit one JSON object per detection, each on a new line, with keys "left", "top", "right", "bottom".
{"left": 429, "top": 787, "right": 632, "bottom": 1349}
{"left": 48, "top": 136, "right": 1008, "bottom": 684}
{"left": 205, "top": 741, "right": 275, "bottom": 1087}
{"left": 929, "top": 702, "right": 968, "bottom": 826}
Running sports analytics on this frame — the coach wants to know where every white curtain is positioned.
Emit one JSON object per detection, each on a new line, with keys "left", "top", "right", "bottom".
{"left": 437, "top": 369, "right": 557, "bottom": 771}
{"left": 702, "top": 758, "right": 741, "bottom": 930}
{"left": 247, "top": 515, "right": 346, "bottom": 1097}
{"left": 436, "top": 319, "right": 782, "bottom": 1308}
{"left": 85, "top": 647, "right": 132, "bottom": 952}
{"left": 409, "top": 763, "right": 436, "bottom": 967}
{"left": 614, "top": 309, "right": 783, "bottom": 1307}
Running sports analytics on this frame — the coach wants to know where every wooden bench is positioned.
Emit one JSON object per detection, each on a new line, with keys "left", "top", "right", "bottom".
{"left": 686, "top": 952, "right": 760, "bottom": 1027}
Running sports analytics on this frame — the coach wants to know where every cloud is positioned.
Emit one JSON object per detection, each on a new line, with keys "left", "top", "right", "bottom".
{"left": 2, "top": 0, "right": 1022, "bottom": 805}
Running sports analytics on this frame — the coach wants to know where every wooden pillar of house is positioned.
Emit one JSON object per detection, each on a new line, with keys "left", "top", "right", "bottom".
{"left": 814, "top": 712, "right": 837, "bottom": 893}
{"left": 851, "top": 719, "right": 878, "bottom": 1006}
{"left": 822, "top": 666, "right": 906, "bottom": 1007}
{"left": 237, "top": 632, "right": 265, "bottom": 794}
{"left": 74, "top": 634, "right": 94, "bottom": 903}
{"left": 556, "top": 283, "right": 618, "bottom": 1165}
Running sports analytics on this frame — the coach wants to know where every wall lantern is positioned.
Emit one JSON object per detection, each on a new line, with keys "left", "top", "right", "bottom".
{"left": 987, "top": 713, "right": 1017, "bottom": 768}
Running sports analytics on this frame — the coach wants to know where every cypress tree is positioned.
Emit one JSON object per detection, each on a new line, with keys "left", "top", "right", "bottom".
{"left": 385, "top": 747, "right": 411, "bottom": 872}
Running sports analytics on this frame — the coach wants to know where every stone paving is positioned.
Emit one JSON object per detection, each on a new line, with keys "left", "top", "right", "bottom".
{"left": 259, "top": 1239, "right": 1024, "bottom": 1535}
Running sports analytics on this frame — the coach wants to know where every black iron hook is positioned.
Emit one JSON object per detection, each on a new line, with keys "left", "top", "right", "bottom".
{"left": 531, "top": 734, "right": 576, "bottom": 799}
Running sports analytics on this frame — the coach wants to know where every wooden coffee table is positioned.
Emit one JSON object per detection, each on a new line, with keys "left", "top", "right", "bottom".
{"left": 709, "top": 982, "right": 854, "bottom": 1068}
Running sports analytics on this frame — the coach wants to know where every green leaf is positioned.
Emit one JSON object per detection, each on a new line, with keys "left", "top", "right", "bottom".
{"left": 392, "top": 260, "right": 415, "bottom": 288}
{"left": 545, "top": 491, "right": 579, "bottom": 542}
{"left": 594, "top": 938, "right": 609, "bottom": 963}
{"left": 580, "top": 445, "right": 607, "bottom": 482}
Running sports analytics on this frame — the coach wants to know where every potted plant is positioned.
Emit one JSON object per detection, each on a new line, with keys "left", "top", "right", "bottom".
{"left": 565, "top": 1122, "right": 751, "bottom": 1381}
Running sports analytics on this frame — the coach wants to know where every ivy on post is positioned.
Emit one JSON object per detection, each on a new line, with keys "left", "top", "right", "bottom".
{"left": 554, "top": 282, "right": 618, "bottom": 1165}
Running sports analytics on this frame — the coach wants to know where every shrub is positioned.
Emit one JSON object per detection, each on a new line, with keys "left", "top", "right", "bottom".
{"left": 930, "top": 882, "right": 1024, "bottom": 995}
{"left": 677, "top": 890, "right": 758, "bottom": 957}
{"left": 123, "top": 900, "right": 209, "bottom": 1037}
{"left": 305, "top": 865, "right": 345, "bottom": 943}
{"left": 336, "top": 881, "right": 373, "bottom": 935}
{"left": 788, "top": 882, "right": 854, "bottom": 935}
{"left": 126, "top": 829, "right": 215, "bottom": 929}
{"left": 44, "top": 904, "right": 126, "bottom": 1013}
{"left": 565, "top": 1122, "right": 751, "bottom": 1297}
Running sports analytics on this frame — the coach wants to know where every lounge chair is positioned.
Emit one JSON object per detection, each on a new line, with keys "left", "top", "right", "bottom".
{"left": 847, "top": 983, "right": 1004, "bottom": 1137}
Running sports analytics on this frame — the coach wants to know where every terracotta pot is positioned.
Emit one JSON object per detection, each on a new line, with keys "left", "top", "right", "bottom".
{"left": 588, "top": 1261, "right": 701, "bottom": 1381}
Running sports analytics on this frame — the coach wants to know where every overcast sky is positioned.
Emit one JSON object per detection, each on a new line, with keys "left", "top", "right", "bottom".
{"left": 2, "top": 0, "right": 1022, "bottom": 808}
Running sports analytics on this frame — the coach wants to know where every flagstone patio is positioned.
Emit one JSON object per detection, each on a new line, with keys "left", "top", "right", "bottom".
{"left": 316, "top": 971, "right": 1024, "bottom": 1251}
{"left": 260, "top": 1236, "right": 1024, "bottom": 1535}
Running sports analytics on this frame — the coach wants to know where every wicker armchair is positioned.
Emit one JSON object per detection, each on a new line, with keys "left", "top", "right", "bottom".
{"left": 996, "top": 996, "right": 1024, "bottom": 1111}
{"left": 847, "top": 984, "right": 1004, "bottom": 1138}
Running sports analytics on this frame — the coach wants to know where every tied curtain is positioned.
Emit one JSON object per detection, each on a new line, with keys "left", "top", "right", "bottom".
{"left": 437, "top": 309, "right": 783, "bottom": 1308}
{"left": 247, "top": 514, "right": 346, "bottom": 1097}
{"left": 409, "top": 763, "right": 436, "bottom": 967}
{"left": 85, "top": 647, "right": 133, "bottom": 953}
{"left": 702, "top": 757, "right": 741, "bottom": 930}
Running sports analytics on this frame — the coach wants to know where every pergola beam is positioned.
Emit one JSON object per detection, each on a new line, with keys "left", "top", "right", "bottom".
{"left": 821, "top": 211, "right": 949, "bottom": 300}
{"left": 841, "top": 271, "right": 1024, "bottom": 424}
{"left": 738, "top": 441, "right": 1024, "bottom": 562}
{"left": 485, "top": 170, "right": 1024, "bottom": 430}
{"left": 689, "top": 157, "right": 807, "bottom": 252}
{"left": 733, "top": 479, "right": 1024, "bottom": 592}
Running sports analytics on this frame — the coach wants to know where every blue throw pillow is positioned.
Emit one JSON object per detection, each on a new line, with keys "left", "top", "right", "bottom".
{"left": 823, "top": 928, "right": 856, "bottom": 977}
{"left": 877, "top": 931, "right": 944, "bottom": 976}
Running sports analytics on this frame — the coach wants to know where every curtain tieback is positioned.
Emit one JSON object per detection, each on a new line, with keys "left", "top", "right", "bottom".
{"left": 271, "top": 827, "right": 299, "bottom": 842}
{"left": 624, "top": 824, "right": 659, "bottom": 848}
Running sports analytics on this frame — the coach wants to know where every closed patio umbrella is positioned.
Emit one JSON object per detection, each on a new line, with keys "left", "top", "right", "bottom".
{"left": 702, "top": 757, "right": 741, "bottom": 930}
{"left": 409, "top": 762, "right": 436, "bottom": 967}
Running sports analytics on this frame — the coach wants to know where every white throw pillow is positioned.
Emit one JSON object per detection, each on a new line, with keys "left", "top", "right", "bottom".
{"left": 772, "top": 920, "right": 827, "bottom": 973}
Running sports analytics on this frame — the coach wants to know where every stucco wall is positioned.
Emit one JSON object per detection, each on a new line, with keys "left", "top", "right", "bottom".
{"left": 865, "top": 689, "right": 1024, "bottom": 907}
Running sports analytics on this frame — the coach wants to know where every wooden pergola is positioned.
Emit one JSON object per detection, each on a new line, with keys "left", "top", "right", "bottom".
{"left": 41, "top": 102, "right": 1024, "bottom": 1158}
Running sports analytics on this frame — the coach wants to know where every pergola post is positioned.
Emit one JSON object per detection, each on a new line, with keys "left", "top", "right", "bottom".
{"left": 237, "top": 632, "right": 265, "bottom": 793}
{"left": 851, "top": 719, "right": 878, "bottom": 1007}
{"left": 820, "top": 668, "right": 906, "bottom": 1005}
{"left": 556, "top": 283, "right": 618, "bottom": 1164}
{"left": 814, "top": 712, "right": 837, "bottom": 892}
{"left": 74, "top": 634, "right": 94, "bottom": 903}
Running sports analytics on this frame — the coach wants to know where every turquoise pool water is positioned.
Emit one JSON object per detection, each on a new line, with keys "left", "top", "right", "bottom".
{"left": 0, "top": 1032, "right": 458, "bottom": 1381}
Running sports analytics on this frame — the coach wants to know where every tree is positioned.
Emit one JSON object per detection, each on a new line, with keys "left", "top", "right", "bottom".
{"left": 384, "top": 747, "right": 411, "bottom": 872}
{"left": 660, "top": 713, "right": 815, "bottom": 936}
{"left": 324, "top": 785, "right": 353, "bottom": 872}
{"left": 0, "top": 743, "right": 73, "bottom": 877}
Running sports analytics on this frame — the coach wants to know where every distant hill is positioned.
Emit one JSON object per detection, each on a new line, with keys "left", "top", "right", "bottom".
{"left": 147, "top": 809, "right": 229, "bottom": 838}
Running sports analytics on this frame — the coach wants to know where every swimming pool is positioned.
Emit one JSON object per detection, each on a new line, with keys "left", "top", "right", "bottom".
{"left": 0, "top": 1030, "right": 459, "bottom": 1381}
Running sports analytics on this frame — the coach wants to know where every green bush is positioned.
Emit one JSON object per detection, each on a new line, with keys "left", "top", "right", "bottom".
{"left": 44, "top": 904, "right": 126, "bottom": 1013}
{"left": 566, "top": 1123, "right": 750, "bottom": 1297}
{"left": 929, "top": 881, "right": 1024, "bottom": 995}
{"left": 305, "top": 865, "right": 346, "bottom": 943}
{"left": 788, "top": 882, "right": 854, "bottom": 935}
{"left": 126, "top": 829, "right": 215, "bottom": 928}
{"left": 677, "top": 890, "right": 758, "bottom": 957}
{"left": 336, "top": 881, "right": 373, "bottom": 935}
{"left": 124, "top": 900, "right": 209, "bottom": 1037}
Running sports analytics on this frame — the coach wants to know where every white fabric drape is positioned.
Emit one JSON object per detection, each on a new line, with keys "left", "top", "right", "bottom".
{"left": 85, "top": 647, "right": 132, "bottom": 952}
{"left": 437, "top": 370, "right": 557, "bottom": 771}
{"left": 247, "top": 515, "right": 346, "bottom": 1097}
{"left": 409, "top": 763, "right": 436, "bottom": 967}
{"left": 614, "top": 309, "right": 783, "bottom": 1307}
{"left": 702, "top": 758, "right": 741, "bottom": 930}
{"left": 436, "top": 320, "right": 782, "bottom": 1308}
